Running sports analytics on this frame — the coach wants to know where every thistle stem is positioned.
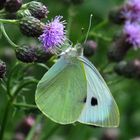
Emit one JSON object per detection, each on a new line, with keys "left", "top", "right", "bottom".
{"left": 0, "top": 79, "right": 37, "bottom": 140}
{"left": 0, "top": 19, "right": 19, "bottom": 24}
{"left": 1, "top": 23, "right": 18, "bottom": 48}
{"left": 25, "top": 115, "right": 42, "bottom": 140}
{"left": 93, "top": 19, "right": 109, "bottom": 31}
{"left": 89, "top": 31, "right": 112, "bottom": 42}
{"left": 0, "top": 100, "right": 12, "bottom": 140}
{"left": 21, "top": 3, "right": 29, "bottom": 9}
{"left": 13, "top": 103, "right": 38, "bottom": 109}
{"left": 0, "top": 9, "right": 5, "bottom": 14}
{"left": 41, "top": 124, "right": 60, "bottom": 140}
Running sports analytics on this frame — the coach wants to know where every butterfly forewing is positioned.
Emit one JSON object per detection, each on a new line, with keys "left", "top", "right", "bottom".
{"left": 78, "top": 56, "right": 119, "bottom": 127}
{"left": 35, "top": 57, "right": 87, "bottom": 124}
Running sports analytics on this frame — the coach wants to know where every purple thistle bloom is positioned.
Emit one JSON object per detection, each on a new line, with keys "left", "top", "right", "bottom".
{"left": 123, "top": 22, "right": 140, "bottom": 48}
{"left": 39, "top": 16, "right": 66, "bottom": 53}
{"left": 122, "top": 0, "right": 140, "bottom": 22}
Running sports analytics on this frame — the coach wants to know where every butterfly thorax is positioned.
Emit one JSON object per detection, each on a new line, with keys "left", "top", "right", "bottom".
{"left": 60, "top": 46, "right": 83, "bottom": 59}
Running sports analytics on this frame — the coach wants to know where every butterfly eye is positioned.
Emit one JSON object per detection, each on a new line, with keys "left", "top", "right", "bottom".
{"left": 91, "top": 97, "right": 98, "bottom": 106}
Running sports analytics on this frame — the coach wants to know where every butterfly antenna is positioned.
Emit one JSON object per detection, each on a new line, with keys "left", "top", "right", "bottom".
{"left": 84, "top": 14, "right": 93, "bottom": 44}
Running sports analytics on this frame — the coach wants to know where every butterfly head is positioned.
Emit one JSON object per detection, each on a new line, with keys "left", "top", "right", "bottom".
{"left": 60, "top": 44, "right": 83, "bottom": 58}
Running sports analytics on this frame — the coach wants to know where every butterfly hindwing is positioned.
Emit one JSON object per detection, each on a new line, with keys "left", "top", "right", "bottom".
{"left": 78, "top": 56, "right": 119, "bottom": 127}
{"left": 35, "top": 57, "right": 87, "bottom": 124}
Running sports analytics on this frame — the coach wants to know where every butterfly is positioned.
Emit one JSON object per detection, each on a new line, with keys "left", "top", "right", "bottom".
{"left": 35, "top": 46, "right": 119, "bottom": 127}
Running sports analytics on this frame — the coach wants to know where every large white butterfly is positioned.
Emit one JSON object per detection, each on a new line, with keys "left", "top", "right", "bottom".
{"left": 35, "top": 46, "right": 119, "bottom": 127}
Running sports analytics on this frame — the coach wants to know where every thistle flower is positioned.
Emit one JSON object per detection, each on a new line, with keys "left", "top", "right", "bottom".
{"left": 123, "top": 22, "right": 140, "bottom": 49}
{"left": 39, "top": 16, "right": 66, "bottom": 53}
{"left": 122, "top": 0, "right": 140, "bottom": 22}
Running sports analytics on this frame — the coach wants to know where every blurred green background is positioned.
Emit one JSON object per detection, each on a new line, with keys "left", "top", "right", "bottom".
{"left": 0, "top": 0, "right": 140, "bottom": 140}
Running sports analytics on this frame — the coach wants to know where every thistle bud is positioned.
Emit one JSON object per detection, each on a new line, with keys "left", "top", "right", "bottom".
{"left": 16, "top": 45, "right": 52, "bottom": 63}
{"left": 114, "top": 59, "right": 140, "bottom": 78}
{"left": 108, "top": 35, "right": 131, "bottom": 62}
{"left": 0, "top": 0, "right": 6, "bottom": 10}
{"left": 108, "top": 7, "right": 125, "bottom": 24}
{"left": 83, "top": 40, "right": 97, "bottom": 57}
{"left": 19, "top": 16, "right": 45, "bottom": 37}
{"left": 5, "top": 0, "right": 22, "bottom": 13}
{"left": 28, "top": 1, "right": 49, "bottom": 19}
{"left": 0, "top": 59, "right": 6, "bottom": 78}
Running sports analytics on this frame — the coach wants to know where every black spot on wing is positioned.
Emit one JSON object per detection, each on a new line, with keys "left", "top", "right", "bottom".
{"left": 83, "top": 97, "right": 87, "bottom": 103}
{"left": 91, "top": 97, "right": 98, "bottom": 106}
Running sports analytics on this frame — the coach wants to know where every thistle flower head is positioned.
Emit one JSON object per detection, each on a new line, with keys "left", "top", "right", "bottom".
{"left": 122, "top": 0, "right": 140, "bottom": 22}
{"left": 123, "top": 22, "right": 140, "bottom": 49}
{"left": 39, "top": 16, "right": 66, "bottom": 53}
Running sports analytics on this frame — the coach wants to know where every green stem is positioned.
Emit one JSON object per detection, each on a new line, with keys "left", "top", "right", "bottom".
{"left": 89, "top": 31, "right": 112, "bottom": 42}
{"left": 0, "top": 100, "right": 12, "bottom": 140}
{"left": 0, "top": 10, "right": 5, "bottom": 14}
{"left": 13, "top": 80, "right": 38, "bottom": 99}
{"left": 0, "top": 19, "right": 19, "bottom": 24}
{"left": 0, "top": 80, "right": 37, "bottom": 140}
{"left": 21, "top": 2, "right": 29, "bottom": 9}
{"left": 41, "top": 124, "right": 60, "bottom": 140}
{"left": 0, "top": 79, "right": 7, "bottom": 92}
{"left": 13, "top": 103, "right": 38, "bottom": 109}
{"left": 1, "top": 23, "right": 18, "bottom": 48}
{"left": 107, "top": 77, "right": 124, "bottom": 85}
{"left": 93, "top": 19, "right": 109, "bottom": 31}
{"left": 36, "top": 63, "right": 49, "bottom": 70}
{"left": 7, "top": 63, "right": 20, "bottom": 98}
{"left": 0, "top": 13, "right": 6, "bottom": 17}
{"left": 25, "top": 115, "right": 42, "bottom": 140}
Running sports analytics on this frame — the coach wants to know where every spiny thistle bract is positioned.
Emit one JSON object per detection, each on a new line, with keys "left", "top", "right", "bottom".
{"left": 17, "top": 9, "right": 32, "bottom": 19}
{"left": 28, "top": 1, "right": 49, "bottom": 19}
{"left": 19, "top": 16, "right": 45, "bottom": 37}
{"left": 16, "top": 45, "right": 52, "bottom": 63}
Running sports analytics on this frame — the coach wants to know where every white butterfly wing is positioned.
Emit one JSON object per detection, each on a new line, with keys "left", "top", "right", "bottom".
{"left": 78, "top": 56, "right": 119, "bottom": 127}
